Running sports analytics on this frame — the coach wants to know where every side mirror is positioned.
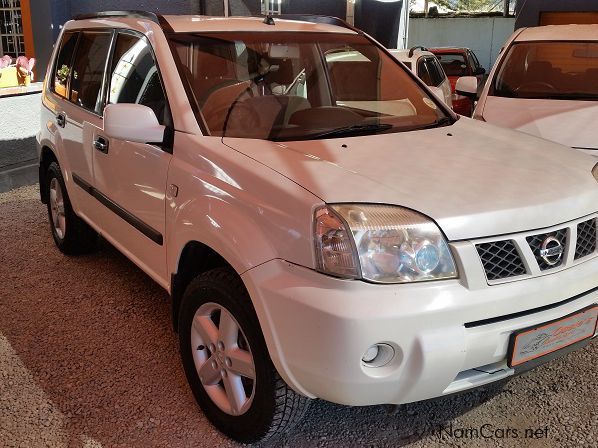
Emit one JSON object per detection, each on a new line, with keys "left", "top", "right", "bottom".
{"left": 455, "top": 76, "right": 479, "bottom": 99}
{"left": 428, "top": 86, "right": 448, "bottom": 105}
{"left": 474, "top": 66, "right": 486, "bottom": 76}
{"left": 104, "top": 104, "right": 165, "bottom": 144}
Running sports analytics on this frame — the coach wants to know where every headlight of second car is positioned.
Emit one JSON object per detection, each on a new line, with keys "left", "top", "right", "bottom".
{"left": 314, "top": 204, "right": 458, "bottom": 284}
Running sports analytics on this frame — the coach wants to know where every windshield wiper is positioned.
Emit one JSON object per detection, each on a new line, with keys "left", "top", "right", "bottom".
{"left": 298, "top": 123, "right": 393, "bottom": 140}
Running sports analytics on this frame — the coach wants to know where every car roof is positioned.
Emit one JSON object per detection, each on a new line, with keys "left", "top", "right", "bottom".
{"left": 389, "top": 48, "right": 436, "bottom": 62}
{"left": 515, "top": 24, "right": 598, "bottom": 42}
{"left": 428, "top": 47, "right": 469, "bottom": 53}
{"left": 69, "top": 13, "right": 356, "bottom": 35}
{"left": 162, "top": 15, "right": 356, "bottom": 34}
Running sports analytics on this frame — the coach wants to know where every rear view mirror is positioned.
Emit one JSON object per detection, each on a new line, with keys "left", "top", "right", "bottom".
{"left": 455, "top": 76, "right": 479, "bottom": 99}
{"left": 104, "top": 104, "right": 165, "bottom": 144}
{"left": 474, "top": 67, "right": 486, "bottom": 76}
{"left": 269, "top": 44, "right": 300, "bottom": 59}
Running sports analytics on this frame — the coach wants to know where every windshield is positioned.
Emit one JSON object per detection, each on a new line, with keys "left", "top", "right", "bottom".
{"left": 169, "top": 32, "right": 449, "bottom": 140}
{"left": 494, "top": 41, "right": 598, "bottom": 100}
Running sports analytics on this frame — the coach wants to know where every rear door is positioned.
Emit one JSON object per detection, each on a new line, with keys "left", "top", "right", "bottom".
{"left": 58, "top": 30, "right": 113, "bottom": 222}
{"left": 91, "top": 30, "right": 172, "bottom": 286}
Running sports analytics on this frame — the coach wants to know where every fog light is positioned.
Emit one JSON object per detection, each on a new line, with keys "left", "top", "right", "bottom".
{"left": 361, "top": 343, "right": 395, "bottom": 368}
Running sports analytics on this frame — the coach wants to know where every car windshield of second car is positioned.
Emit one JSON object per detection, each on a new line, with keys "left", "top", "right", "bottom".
{"left": 169, "top": 31, "right": 449, "bottom": 141}
{"left": 494, "top": 41, "right": 598, "bottom": 100}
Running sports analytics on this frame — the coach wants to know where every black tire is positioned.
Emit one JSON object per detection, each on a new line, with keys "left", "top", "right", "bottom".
{"left": 178, "top": 267, "right": 310, "bottom": 444}
{"left": 45, "top": 162, "right": 97, "bottom": 255}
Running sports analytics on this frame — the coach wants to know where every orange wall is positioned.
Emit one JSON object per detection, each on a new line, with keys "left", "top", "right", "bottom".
{"left": 540, "top": 12, "right": 598, "bottom": 25}
{"left": 21, "top": 0, "right": 35, "bottom": 58}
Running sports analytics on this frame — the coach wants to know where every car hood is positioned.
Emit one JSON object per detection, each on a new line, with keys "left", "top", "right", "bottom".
{"left": 223, "top": 118, "right": 598, "bottom": 241}
{"left": 482, "top": 96, "right": 598, "bottom": 154}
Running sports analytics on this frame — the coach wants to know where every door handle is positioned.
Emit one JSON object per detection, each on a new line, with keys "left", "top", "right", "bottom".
{"left": 94, "top": 136, "right": 109, "bottom": 154}
{"left": 56, "top": 114, "right": 66, "bottom": 128}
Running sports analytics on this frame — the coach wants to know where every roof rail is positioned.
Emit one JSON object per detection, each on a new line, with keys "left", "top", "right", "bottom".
{"left": 73, "top": 10, "right": 162, "bottom": 25}
{"left": 279, "top": 14, "right": 361, "bottom": 33}
{"left": 408, "top": 45, "right": 428, "bottom": 58}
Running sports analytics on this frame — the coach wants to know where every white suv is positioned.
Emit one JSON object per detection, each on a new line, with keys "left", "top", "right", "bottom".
{"left": 38, "top": 12, "right": 598, "bottom": 444}
{"left": 390, "top": 47, "right": 453, "bottom": 108}
{"left": 463, "top": 25, "right": 598, "bottom": 156}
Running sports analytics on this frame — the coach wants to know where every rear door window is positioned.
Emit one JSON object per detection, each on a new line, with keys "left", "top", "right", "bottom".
{"left": 431, "top": 57, "right": 447, "bottom": 83}
{"left": 469, "top": 50, "right": 482, "bottom": 72}
{"left": 418, "top": 57, "right": 444, "bottom": 87}
{"left": 108, "top": 32, "right": 168, "bottom": 124}
{"left": 52, "top": 32, "right": 79, "bottom": 98}
{"left": 69, "top": 31, "right": 112, "bottom": 113}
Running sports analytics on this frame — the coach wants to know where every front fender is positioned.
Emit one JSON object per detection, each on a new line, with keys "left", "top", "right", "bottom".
{"left": 166, "top": 133, "right": 320, "bottom": 280}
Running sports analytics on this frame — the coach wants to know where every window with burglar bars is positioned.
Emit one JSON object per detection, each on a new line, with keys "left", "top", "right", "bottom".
{"left": 0, "top": 0, "right": 25, "bottom": 58}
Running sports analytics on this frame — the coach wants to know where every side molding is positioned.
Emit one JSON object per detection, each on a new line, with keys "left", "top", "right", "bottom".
{"left": 72, "top": 173, "right": 163, "bottom": 245}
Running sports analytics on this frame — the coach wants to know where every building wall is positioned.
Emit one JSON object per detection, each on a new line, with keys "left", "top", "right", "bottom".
{"left": 68, "top": 0, "right": 200, "bottom": 16}
{"left": 30, "top": 0, "right": 204, "bottom": 79}
{"left": 29, "top": 0, "right": 56, "bottom": 80}
{"left": 408, "top": 17, "right": 516, "bottom": 70}
{"left": 21, "top": 0, "right": 35, "bottom": 58}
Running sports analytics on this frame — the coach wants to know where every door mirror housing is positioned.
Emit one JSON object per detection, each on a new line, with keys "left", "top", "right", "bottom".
{"left": 474, "top": 66, "right": 486, "bottom": 76}
{"left": 104, "top": 104, "right": 165, "bottom": 144}
{"left": 455, "top": 76, "right": 479, "bottom": 99}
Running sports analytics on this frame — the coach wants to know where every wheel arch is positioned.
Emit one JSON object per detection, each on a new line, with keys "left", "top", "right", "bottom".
{"left": 171, "top": 240, "right": 239, "bottom": 332}
{"left": 39, "top": 145, "right": 59, "bottom": 204}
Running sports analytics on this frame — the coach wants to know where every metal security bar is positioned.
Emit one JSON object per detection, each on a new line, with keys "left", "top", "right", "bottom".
{"left": 0, "top": 0, "right": 24, "bottom": 57}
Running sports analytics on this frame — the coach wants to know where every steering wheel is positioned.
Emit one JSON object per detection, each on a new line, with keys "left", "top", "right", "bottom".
{"left": 514, "top": 81, "right": 557, "bottom": 93}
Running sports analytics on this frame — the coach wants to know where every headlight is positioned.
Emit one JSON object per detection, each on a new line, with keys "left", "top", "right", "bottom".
{"left": 314, "top": 204, "right": 458, "bottom": 283}
{"left": 593, "top": 163, "right": 598, "bottom": 182}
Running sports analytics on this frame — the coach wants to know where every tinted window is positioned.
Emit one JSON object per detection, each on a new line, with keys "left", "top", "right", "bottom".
{"left": 69, "top": 32, "right": 112, "bottom": 112}
{"left": 108, "top": 33, "right": 167, "bottom": 124}
{"left": 494, "top": 42, "right": 598, "bottom": 100}
{"left": 469, "top": 50, "right": 481, "bottom": 70}
{"left": 435, "top": 53, "right": 468, "bottom": 77}
{"left": 418, "top": 57, "right": 444, "bottom": 87}
{"left": 431, "top": 57, "right": 447, "bottom": 83}
{"left": 52, "top": 32, "right": 78, "bottom": 98}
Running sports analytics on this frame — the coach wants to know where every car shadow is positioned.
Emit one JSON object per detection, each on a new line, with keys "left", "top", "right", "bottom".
{"left": 270, "top": 379, "right": 511, "bottom": 447}
{"left": 0, "top": 136, "right": 38, "bottom": 192}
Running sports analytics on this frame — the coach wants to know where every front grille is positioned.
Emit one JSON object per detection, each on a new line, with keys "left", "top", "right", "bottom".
{"left": 526, "top": 228, "right": 567, "bottom": 271}
{"left": 476, "top": 240, "right": 527, "bottom": 281}
{"left": 575, "top": 218, "right": 597, "bottom": 260}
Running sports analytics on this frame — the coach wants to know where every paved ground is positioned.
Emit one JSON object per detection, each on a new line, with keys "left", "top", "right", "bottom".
{"left": 0, "top": 83, "right": 43, "bottom": 98}
{"left": 0, "top": 93, "right": 41, "bottom": 192}
{"left": 0, "top": 185, "right": 596, "bottom": 448}
{"left": 0, "top": 93, "right": 40, "bottom": 169}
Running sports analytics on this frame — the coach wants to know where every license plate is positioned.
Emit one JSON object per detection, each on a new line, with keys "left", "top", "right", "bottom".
{"left": 508, "top": 305, "right": 598, "bottom": 367}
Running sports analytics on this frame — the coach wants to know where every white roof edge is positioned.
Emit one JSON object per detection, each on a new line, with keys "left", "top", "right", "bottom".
{"left": 160, "top": 15, "right": 357, "bottom": 34}
{"left": 515, "top": 24, "right": 598, "bottom": 42}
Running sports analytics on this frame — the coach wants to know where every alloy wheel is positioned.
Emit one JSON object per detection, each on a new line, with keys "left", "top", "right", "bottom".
{"left": 49, "top": 177, "right": 66, "bottom": 239}
{"left": 190, "top": 302, "right": 256, "bottom": 416}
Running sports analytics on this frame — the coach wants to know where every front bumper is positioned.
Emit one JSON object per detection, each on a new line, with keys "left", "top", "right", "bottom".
{"left": 241, "top": 255, "right": 598, "bottom": 406}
